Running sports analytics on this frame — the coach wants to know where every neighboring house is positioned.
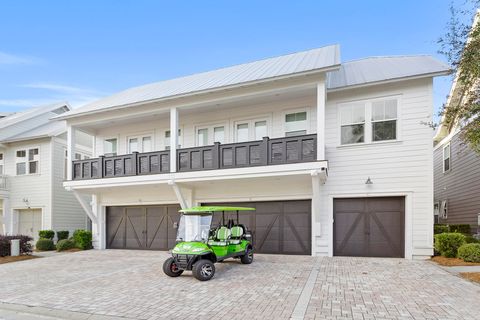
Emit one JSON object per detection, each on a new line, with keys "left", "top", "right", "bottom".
{"left": 56, "top": 45, "right": 449, "bottom": 259}
{"left": 0, "top": 102, "right": 92, "bottom": 241}
{"left": 433, "top": 12, "right": 480, "bottom": 234}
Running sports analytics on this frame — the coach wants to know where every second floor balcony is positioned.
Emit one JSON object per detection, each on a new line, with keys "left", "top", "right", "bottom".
{"left": 72, "top": 134, "right": 317, "bottom": 180}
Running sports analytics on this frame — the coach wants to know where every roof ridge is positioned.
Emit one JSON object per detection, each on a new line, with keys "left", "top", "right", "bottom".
{"left": 343, "top": 54, "right": 434, "bottom": 64}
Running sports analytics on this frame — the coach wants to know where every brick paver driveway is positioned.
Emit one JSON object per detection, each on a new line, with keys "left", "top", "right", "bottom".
{"left": 0, "top": 250, "right": 479, "bottom": 320}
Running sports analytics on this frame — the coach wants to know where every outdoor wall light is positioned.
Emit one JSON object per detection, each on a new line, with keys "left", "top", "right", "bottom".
{"left": 365, "top": 177, "right": 373, "bottom": 185}
{"left": 22, "top": 198, "right": 31, "bottom": 208}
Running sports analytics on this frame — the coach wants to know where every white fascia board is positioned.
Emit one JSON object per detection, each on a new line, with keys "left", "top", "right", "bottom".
{"left": 63, "top": 161, "right": 328, "bottom": 190}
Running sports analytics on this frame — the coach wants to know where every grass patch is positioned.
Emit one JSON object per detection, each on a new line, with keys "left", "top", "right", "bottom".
{"left": 431, "top": 256, "right": 480, "bottom": 266}
{"left": 0, "top": 255, "right": 38, "bottom": 264}
{"left": 460, "top": 272, "right": 480, "bottom": 284}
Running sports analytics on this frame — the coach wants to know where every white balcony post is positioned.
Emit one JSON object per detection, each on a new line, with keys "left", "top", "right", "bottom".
{"left": 67, "top": 125, "right": 76, "bottom": 180}
{"left": 170, "top": 107, "right": 178, "bottom": 173}
{"left": 91, "top": 135, "right": 96, "bottom": 158}
{"left": 316, "top": 78, "right": 326, "bottom": 160}
{"left": 1, "top": 197, "right": 9, "bottom": 235}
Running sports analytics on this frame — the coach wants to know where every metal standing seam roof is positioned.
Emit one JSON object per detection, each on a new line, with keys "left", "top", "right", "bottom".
{"left": 54, "top": 44, "right": 341, "bottom": 118}
{"left": 327, "top": 55, "right": 450, "bottom": 90}
{"left": 1, "top": 121, "right": 66, "bottom": 143}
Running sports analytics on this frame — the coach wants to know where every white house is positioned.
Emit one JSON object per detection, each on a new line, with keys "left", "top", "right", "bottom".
{"left": 57, "top": 45, "right": 449, "bottom": 259}
{"left": 0, "top": 102, "right": 91, "bottom": 241}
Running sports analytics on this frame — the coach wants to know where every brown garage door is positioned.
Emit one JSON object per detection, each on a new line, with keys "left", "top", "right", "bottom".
{"left": 204, "top": 200, "right": 311, "bottom": 255}
{"left": 334, "top": 197, "right": 405, "bottom": 258}
{"left": 106, "top": 205, "right": 181, "bottom": 250}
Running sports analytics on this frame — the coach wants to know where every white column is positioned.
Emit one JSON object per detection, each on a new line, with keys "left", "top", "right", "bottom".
{"left": 91, "top": 134, "right": 96, "bottom": 158}
{"left": 170, "top": 107, "right": 178, "bottom": 173}
{"left": 316, "top": 79, "right": 326, "bottom": 160}
{"left": 67, "top": 125, "right": 76, "bottom": 180}
{"left": 311, "top": 171, "right": 322, "bottom": 256}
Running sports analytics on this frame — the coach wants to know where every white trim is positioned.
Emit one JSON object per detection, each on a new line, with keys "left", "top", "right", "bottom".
{"left": 170, "top": 107, "right": 178, "bottom": 172}
{"left": 442, "top": 142, "right": 451, "bottom": 173}
{"left": 328, "top": 191, "right": 414, "bottom": 259}
{"left": 64, "top": 161, "right": 328, "bottom": 189}
{"left": 72, "top": 190, "right": 98, "bottom": 224}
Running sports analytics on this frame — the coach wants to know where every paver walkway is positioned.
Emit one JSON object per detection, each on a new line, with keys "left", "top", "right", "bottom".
{"left": 0, "top": 250, "right": 478, "bottom": 319}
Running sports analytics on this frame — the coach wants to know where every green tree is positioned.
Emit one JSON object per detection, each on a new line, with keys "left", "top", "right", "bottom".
{"left": 438, "top": 2, "right": 480, "bottom": 152}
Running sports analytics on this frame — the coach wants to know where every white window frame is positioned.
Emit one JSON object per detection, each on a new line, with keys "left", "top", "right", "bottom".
{"left": 443, "top": 142, "right": 451, "bottom": 173}
{"left": 282, "top": 107, "right": 311, "bottom": 137}
{"left": 194, "top": 122, "right": 229, "bottom": 146}
{"left": 126, "top": 132, "right": 154, "bottom": 153}
{"left": 16, "top": 147, "right": 40, "bottom": 175}
{"left": 103, "top": 137, "right": 118, "bottom": 156}
{"left": 337, "top": 95, "right": 401, "bottom": 146}
{"left": 232, "top": 115, "right": 272, "bottom": 142}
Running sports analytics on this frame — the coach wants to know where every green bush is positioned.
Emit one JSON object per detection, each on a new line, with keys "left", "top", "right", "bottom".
{"left": 56, "top": 231, "right": 69, "bottom": 242}
{"left": 73, "top": 230, "right": 92, "bottom": 250}
{"left": 458, "top": 243, "right": 480, "bottom": 263}
{"left": 434, "top": 233, "right": 466, "bottom": 258}
{"left": 38, "top": 230, "right": 55, "bottom": 240}
{"left": 449, "top": 224, "right": 472, "bottom": 234}
{"left": 434, "top": 224, "right": 449, "bottom": 234}
{"left": 56, "top": 239, "right": 76, "bottom": 252}
{"left": 36, "top": 238, "right": 55, "bottom": 251}
{"left": 465, "top": 234, "right": 480, "bottom": 244}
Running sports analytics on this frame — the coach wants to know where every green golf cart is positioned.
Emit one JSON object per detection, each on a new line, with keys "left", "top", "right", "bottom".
{"left": 163, "top": 206, "right": 255, "bottom": 281}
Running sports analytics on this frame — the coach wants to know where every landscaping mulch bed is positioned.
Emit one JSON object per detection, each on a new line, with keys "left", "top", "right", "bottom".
{"left": 431, "top": 256, "right": 480, "bottom": 266}
{"left": 460, "top": 272, "right": 480, "bottom": 284}
{"left": 0, "top": 255, "right": 39, "bottom": 264}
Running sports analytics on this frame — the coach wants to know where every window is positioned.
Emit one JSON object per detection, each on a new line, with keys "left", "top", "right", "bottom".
{"left": 165, "top": 129, "right": 182, "bottom": 150}
{"left": 104, "top": 138, "right": 117, "bottom": 155}
{"left": 443, "top": 143, "right": 451, "bottom": 172}
{"left": 128, "top": 135, "right": 152, "bottom": 153}
{"left": 75, "top": 153, "right": 82, "bottom": 160}
{"left": 285, "top": 112, "right": 307, "bottom": 137}
{"left": 254, "top": 121, "right": 267, "bottom": 140}
{"left": 340, "top": 103, "right": 365, "bottom": 144}
{"left": 236, "top": 123, "right": 249, "bottom": 142}
{"left": 339, "top": 98, "right": 399, "bottom": 145}
{"left": 197, "top": 128, "right": 208, "bottom": 147}
{"left": 213, "top": 126, "right": 225, "bottom": 144}
{"left": 234, "top": 118, "right": 269, "bottom": 142}
{"left": 372, "top": 99, "right": 397, "bottom": 141}
{"left": 440, "top": 200, "right": 448, "bottom": 219}
{"left": 0, "top": 153, "right": 3, "bottom": 175}
{"left": 16, "top": 148, "right": 39, "bottom": 175}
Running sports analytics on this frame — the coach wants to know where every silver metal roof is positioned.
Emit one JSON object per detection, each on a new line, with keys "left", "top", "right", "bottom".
{"left": 56, "top": 45, "right": 341, "bottom": 118}
{"left": 0, "top": 102, "right": 70, "bottom": 143}
{"left": 327, "top": 55, "right": 450, "bottom": 90}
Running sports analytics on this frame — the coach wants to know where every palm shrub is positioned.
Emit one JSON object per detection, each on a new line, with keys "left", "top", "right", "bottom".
{"left": 38, "top": 230, "right": 55, "bottom": 240}
{"left": 73, "top": 230, "right": 92, "bottom": 250}
{"left": 434, "top": 233, "right": 466, "bottom": 258}
{"left": 56, "top": 231, "right": 69, "bottom": 242}
{"left": 56, "top": 239, "right": 76, "bottom": 251}
{"left": 36, "top": 238, "right": 55, "bottom": 251}
{"left": 458, "top": 243, "right": 480, "bottom": 263}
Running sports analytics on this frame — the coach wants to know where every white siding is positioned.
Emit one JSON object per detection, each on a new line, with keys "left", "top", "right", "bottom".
{"left": 4, "top": 138, "right": 52, "bottom": 231}
{"left": 51, "top": 138, "right": 88, "bottom": 232}
{"left": 318, "top": 78, "right": 434, "bottom": 257}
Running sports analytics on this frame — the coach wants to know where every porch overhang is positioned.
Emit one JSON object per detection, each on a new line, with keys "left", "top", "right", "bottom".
{"left": 64, "top": 161, "right": 328, "bottom": 192}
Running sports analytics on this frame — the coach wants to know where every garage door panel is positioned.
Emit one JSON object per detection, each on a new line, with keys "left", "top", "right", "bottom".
{"left": 125, "top": 208, "right": 145, "bottom": 249}
{"left": 334, "top": 197, "right": 405, "bottom": 258}
{"left": 205, "top": 200, "right": 311, "bottom": 255}
{"left": 146, "top": 207, "right": 167, "bottom": 250}
{"left": 107, "top": 207, "right": 126, "bottom": 249}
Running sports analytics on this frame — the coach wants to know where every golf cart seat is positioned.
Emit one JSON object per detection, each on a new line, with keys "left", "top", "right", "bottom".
{"left": 229, "top": 225, "right": 244, "bottom": 244}
{"left": 208, "top": 226, "right": 231, "bottom": 246}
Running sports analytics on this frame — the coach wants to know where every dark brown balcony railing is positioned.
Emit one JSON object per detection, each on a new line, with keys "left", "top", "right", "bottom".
{"left": 72, "top": 134, "right": 317, "bottom": 180}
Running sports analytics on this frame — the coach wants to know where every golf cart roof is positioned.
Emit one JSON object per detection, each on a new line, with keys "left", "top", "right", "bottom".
{"left": 179, "top": 206, "right": 255, "bottom": 214}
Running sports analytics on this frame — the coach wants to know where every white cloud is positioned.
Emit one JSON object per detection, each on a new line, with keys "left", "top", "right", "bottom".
{"left": 0, "top": 51, "right": 41, "bottom": 65}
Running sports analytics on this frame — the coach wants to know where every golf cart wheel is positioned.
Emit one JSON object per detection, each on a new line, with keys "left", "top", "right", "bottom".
{"left": 192, "top": 259, "right": 215, "bottom": 281}
{"left": 240, "top": 247, "right": 254, "bottom": 264}
{"left": 163, "top": 257, "right": 184, "bottom": 277}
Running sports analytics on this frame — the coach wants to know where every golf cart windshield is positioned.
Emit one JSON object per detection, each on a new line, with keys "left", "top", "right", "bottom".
{"left": 176, "top": 214, "right": 212, "bottom": 242}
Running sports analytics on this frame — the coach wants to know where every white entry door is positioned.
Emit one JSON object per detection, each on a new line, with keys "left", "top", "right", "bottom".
{"left": 18, "top": 209, "right": 42, "bottom": 241}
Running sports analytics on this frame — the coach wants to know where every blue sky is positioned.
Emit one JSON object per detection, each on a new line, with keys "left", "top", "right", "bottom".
{"left": 0, "top": 1, "right": 471, "bottom": 119}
